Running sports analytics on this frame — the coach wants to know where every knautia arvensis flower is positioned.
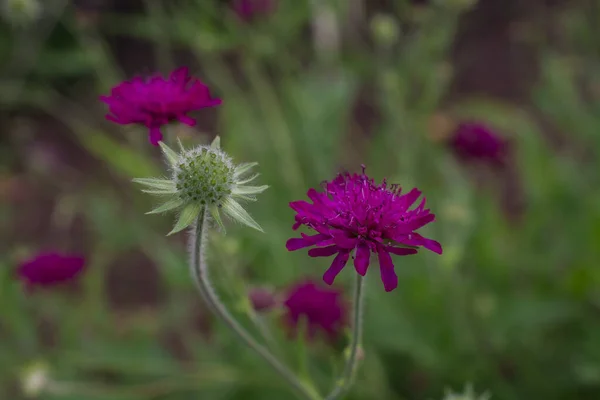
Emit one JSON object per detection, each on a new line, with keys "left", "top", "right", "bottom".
{"left": 133, "top": 136, "right": 268, "bottom": 235}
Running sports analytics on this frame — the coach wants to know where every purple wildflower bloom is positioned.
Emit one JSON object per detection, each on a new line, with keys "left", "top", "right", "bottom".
{"left": 286, "top": 167, "right": 442, "bottom": 292}
{"left": 233, "top": 0, "right": 276, "bottom": 21}
{"left": 449, "top": 122, "right": 509, "bottom": 166}
{"left": 100, "top": 67, "right": 222, "bottom": 146}
{"left": 17, "top": 252, "right": 86, "bottom": 290}
{"left": 283, "top": 279, "right": 347, "bottom": 341}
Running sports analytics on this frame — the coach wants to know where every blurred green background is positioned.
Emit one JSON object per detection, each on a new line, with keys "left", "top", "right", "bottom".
{"left": 2, "top": 0, "right": 600, "bottom": 399}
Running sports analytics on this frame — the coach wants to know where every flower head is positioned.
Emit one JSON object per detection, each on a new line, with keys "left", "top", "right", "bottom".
{"left": 286, "top": 167, "right": 441, "bottom": 292}
{"left": 449, "top": 122, "right": 509, "bottom": 166}
{"left": 283, "top": 279, "right": 347, "bottom": 341}
{"left": 100, "top": 67, "right": 221, "bottom": 146}
{"left": 233, "top": 0, "right": 276, "bottom": 21}
{"left": 17, "top": 251, "right": 86, "bottom": 290}
{"left": 134, "top": 136, "right": 268, "bottom": 235}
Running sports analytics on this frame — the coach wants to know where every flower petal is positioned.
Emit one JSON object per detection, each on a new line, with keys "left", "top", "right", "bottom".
{"left": 308, "top": 245, "right": 339, "bottom": 258}
{"left": 403, "top": 233, "right": 443, "bottom": 254}
{"left": 377, "top": 247, "right": 398, "bottom": 292}
{"left": 385, "top": 246, "right": 418, "bottom": 256}
{"left": 323, "top": 250, "right": 350, "bottom": 285}
{"left": 286, "top": 233, "right": 329, "bottom": 251}
{"left": 353, "top": 242, "right": 371, "bottom": 276}
{"left": 149, "top": 127, "right": 163, "bottom": 146}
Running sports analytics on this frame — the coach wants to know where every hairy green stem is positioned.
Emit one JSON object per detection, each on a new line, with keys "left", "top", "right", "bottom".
{"left": 324, "top": 275, "right": 366, "bottom": 400}
{"left": 189, "top": 209, "right": 321, "bottom": 400}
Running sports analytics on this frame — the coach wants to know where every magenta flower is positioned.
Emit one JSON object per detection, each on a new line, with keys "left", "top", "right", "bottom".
{"left": 286, "top": 167, "right": 442, "bottom": 292}
{"left": 233, "top": 0, "right": 276, "bottom": 21}
{"left": 100, "top": 67, "right": 221, "bottom": 146}
{"left": 16, "top": 252, "right": 86, "bottom": 290}
{"left": 449, "top": 122, "right": 509, "bottom": 166}
{"left": 283, "top": 279, "right": 347, "bottom": 341}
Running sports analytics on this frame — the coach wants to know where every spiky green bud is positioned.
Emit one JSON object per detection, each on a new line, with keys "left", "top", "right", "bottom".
{"left": 134, "top": 136, "right": 268, "bottom": 235}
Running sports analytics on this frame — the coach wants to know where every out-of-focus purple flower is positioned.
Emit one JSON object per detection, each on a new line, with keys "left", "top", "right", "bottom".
{"left": 286, "top": 167, "right": 441, "bottom": 292}
{"left": 100, "top": 67, "right": 221, "bottom": 146}
{"left": 283, "top": 279, "right": 347, "bottom": 341}
{"left": 449, "top": 122, "right": 509, "bottom": 166}
{"left": 233, "top": 0, "right": 276, "bottom": 21}
{"left": 248, "top": 286, "right": 277, "bottom": 312}
{"left": 17, "top": 252, "right": 86, "bottom": 290}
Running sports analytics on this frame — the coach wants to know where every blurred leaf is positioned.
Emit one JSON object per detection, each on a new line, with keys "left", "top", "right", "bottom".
{"left": 79, "top": 132, "right": 161, "bottom": 178}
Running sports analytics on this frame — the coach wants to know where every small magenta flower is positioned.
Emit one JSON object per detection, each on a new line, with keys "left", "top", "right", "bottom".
{"left": 286, "top": 167, "right": 441, "bottom": 292}
{"left": 233, "top": 0, "right": 276, "bottom": 21}
{"left": 283, "top": 279, "right": 347, "bottom": 341}
{"left": 17, "top": 252, "right": 86, "bottom": 290}
{"left": 449, "top": 122, "right": 509, "bottom": 166}
{"left": 134, "top": 136, "right": 268, "bottom": 235}
{"left": 100, "top": 67, "right": 221, "bottom": 146}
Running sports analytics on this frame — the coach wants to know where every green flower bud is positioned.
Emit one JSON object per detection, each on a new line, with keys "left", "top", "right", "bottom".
{"left": 134, "top": 136, "right": 268, "bottom": 235}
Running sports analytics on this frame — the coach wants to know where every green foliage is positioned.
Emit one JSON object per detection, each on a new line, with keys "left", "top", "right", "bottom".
{"left": 2, "top": 1, "right": 600, "bottom": 399}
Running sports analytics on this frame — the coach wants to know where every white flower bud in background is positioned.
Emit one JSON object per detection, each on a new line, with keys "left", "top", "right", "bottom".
{"left": 442, "top": 384, "right": 491, "bottom": 400}
{"left": 20, "top": 361, "right": 49, "bottom": 398}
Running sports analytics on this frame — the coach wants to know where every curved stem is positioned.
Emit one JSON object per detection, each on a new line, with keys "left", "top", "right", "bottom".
{"left": 189, "top": 209, "right": 321, "bottom": 400}
{"left": 324, "top": 275, "right": 366, "bottom": 400}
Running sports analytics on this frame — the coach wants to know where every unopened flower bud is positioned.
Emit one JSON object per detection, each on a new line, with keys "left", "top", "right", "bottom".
{"left": 370, "top": 14, "right": 400, "bottom": 47}
{"left": 248, "top": 286, "right": 277, "bottom": 312}
{"left": 20, "top": 361, "right": 49, "bottom": 398}
{"left": 134, "top": 137, "right": 268, "bottom": 235}
{"left": 174, "top": 146, "right": 235, "bottom": 206}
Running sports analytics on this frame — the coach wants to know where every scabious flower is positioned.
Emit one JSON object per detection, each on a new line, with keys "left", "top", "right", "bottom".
{"left": 100, "top": 67, "right": 221, "bottom": 146}
{"left": 134, "top": 136, "right": 268, "bottom": 235}
{"left": 449, "top": 122, "right": 509, "bottom": 167}
{"left": 233, "top": 0, "right": 276, "bottom": 21}
{"left": 283, "top": 279, "right": 347, "bottom": 341}
{"left": 286, "top": 167, "right": 441, "bottom": 292}
{"left": 17, "top": 252, "right": 86, "bottom": 290}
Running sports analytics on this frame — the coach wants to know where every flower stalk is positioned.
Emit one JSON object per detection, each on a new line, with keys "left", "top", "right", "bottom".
{"left": 189, "top": 208, "right": 321, "bottom": 400}
{"left": 324, "top": 275, "right": 365, "bottom": 400}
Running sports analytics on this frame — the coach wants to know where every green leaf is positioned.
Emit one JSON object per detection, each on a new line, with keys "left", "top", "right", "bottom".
{"left": 141, "top": 188, "right": 177, "bottom": 195}
{"left": 236, "top": 173, "right": 260, "bottom": 185}
{"left": 159, "top": 141, "right": 180, "bottom": 168}
{"left": 132, "top": 177, "right": 175, "bottom": 191}
{"left": 78, "top": 132, "right": 160, "bottom": 178}
{"left": 231, "top": 194, "right": 257, "bottom": 202}
{"left": 146, "top": 198, "right": 184, "bottom": 214}
{"left": 209, "top": 206, "right": 226, "bottom": 233}
{"left": 168, "top": 203, "right": 203, "bottom": 235}
{"left": 232, "top": 185, "right": 269, "bottom": 195}
{"left": 233, "top": 162, "right": 258, "bottom": 178}
{"left": 222, "top": 198, "right": 263, "bottom": 232}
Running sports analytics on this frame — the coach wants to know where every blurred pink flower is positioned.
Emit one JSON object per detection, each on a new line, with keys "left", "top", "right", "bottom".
{"left": 449, "top": 122, "right": 510, "bottom": 167}
{"left": 17, "top": 251, "right": 86, "bottom": 290}
{"left": 283, "top": 279, "right": 347, "bottom": 341}
{"left": 100, "top": 66, "right": 221, "bottom": 146}
{"left": 233, "top": 0, "right": 276, "bottom": 21}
